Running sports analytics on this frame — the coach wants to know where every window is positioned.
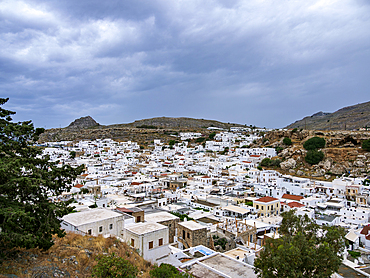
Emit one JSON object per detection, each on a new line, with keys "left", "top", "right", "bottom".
{"left": 136, "top": 216, "right": 141, "bottom": 222}
{"left": 187, "top": 232, "right": 190, "bottom": 239}
{"left": 88, "top": 229, "right": 92, "bottom": 235}
{"left": 131, "top": 238, "right": 135, "bottom": 247}
{"left": 159, "top": 238, "right": 163, "bottom": 246}
{"left": 149, "top": 241, "right": 153, "bottom": 249}
{"left": 256, "top": 205, "right": 259, "bottom": 209}
{"left": 109, "top": 224, "right": 113, "bottom": 230}
{"left": 99, "top": 226, "right": 103, "bottom": 233}
{"left": 169, "top": 224, "right": 172, "bottom": 227}
{"left": 183, "top": 230, "right": 185, "bottom": 239}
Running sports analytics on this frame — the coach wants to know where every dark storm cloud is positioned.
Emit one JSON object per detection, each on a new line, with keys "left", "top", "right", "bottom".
{"left": 1, "top": 0, "right": 370, "bottom": 128}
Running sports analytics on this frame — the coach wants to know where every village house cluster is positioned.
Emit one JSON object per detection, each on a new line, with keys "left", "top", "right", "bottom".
{"left": 41, "top": 129, "right": 370, "bottom": 277}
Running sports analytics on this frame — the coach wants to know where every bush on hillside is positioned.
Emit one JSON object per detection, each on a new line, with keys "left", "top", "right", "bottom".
{"left": 150, "top": 263, "right": 190, "bottom": 278}
{"left": 92, "top": 253, "right": 138, "bottom": 278}
{"left": 362, "top": 139, "right": 370, "bottom": 151}
{"left": 305, "top": 150, "right": 324, "bottom": 165}
{"left": 283, "top": 137, "right": 292, "bottom": 146}
{"left": 303, "top": 137, "right": 326, "bottom": 150}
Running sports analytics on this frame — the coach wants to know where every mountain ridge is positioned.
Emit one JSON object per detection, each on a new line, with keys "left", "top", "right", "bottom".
{"left": 286, "top": 101, "right": 370, "bottom": 130}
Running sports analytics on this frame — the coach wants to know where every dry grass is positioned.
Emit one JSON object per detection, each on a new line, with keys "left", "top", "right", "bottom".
{"left": 0, "top": 232, "right": 155, "bottom": 278}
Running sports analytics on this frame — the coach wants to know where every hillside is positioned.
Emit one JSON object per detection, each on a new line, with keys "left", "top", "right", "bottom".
{"left": 258, "top": 129, "right": 370, "bottom": 179}
{"left": 0, "top": 233, "right": 154, "bottom": 278}
{"left": 110, "top": 117, "right": 239, "bottom": 129}
{"left": 286, "top": 101, "right": 370, "bottom": 130}
{"left": 38, "top": 117, "right": 243, "bottom": 143}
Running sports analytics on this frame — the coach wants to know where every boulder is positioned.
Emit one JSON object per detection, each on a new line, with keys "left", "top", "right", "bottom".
{"left": 354, "top": 160, "right": 365, "bottom": 168}
{"left": 280, "top": 158, "right": 297, "bottom": 170}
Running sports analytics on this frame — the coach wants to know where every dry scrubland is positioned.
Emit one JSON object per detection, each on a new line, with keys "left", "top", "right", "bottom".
{"left": 0, "top": 232, "right": 154, "bottom": 278}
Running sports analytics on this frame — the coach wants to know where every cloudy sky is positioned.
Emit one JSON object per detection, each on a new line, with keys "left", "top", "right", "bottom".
{"left": 1, "top": 0, "right": 370, "bottom": 129}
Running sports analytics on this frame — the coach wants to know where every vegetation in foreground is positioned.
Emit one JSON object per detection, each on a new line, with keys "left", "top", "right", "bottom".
{"left": 254, "top": 210, "right": 346, "bottom": 278}
{"left": 0, "top": 233, "right": 153, "bottom": 278}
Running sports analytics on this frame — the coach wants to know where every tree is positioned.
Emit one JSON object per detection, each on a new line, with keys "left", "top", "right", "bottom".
{"left": 303, "top": 137, "right": 326, "bottom": 150}
{"left": 362, "top": 139, "right": 370, "bottom": 151}
{"left": 92, "top": 253, "right": 138, "bottom": 278}
{"left": 208, "top": 132, "right": 216, "bottom": 140}
{"left": 254, "top": 210, "right": 346, "bottom": 278}
{"left": 0, "top": 98, "right": 84, "bottom": 250}
{"left": 305, "top": 150, "right": 324, "bottom": 165}
{"left": 69, "top": 151, "right": 76, "bottom": 159}
{"left": 150, "top": 263, "right": 190, "bottom": 278}
{"left": 283, "top": 137, "right": 292, "bottom": 146}
{"left": 260, "top": 158, "right": 271, "bottom": 167}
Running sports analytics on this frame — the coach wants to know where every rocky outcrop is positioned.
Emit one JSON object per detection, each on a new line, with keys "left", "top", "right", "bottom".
{"left": 286, "top": 100, "right": 370, "bottom": 130}
{"left": 67, "top": 116, "right": 99, "bottom": 130}
{"left": 280, "top": 158, "right": 297, "bottom": 170}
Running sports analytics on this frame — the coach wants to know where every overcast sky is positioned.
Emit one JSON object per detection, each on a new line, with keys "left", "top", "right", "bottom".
{"left": 1, "top": 0, "right": 369, "bottom": 129}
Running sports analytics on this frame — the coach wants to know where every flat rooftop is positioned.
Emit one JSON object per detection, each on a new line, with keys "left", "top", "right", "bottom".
{"left": 125, "top": 222, "right": 167, "bottom": 235}
{"left": 187, "top": 263, "right": 225, "bottom": 278}
{"left": 223, "top": 205, "right": 250, "bottom": 214}
{"left": 62, "top": 208, "right": 122, "bottom": 226}
{"left": 179, "top": 221, "right": 206, "bottom": 231}
{"left": 224, "top": 248, "right": 251, "bottom": 260}
{"left": 201, "top": 254, "right": 256, "bottom": 278}
{"left": 145, "top": 211, "right": 179, "bottom": 222}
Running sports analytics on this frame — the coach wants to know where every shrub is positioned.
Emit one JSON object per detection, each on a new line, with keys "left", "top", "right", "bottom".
{"left": 257, "top": 166, "right": 263, "bottom": 170}
{"left": 275, "top": 146, "right": 283, "bottom": 153}
{"left": 348, "top": 250, "right": 361, "bottom": 259}
{"left": 305, "top": 150, "right": 324, "bottom": 165}
{"left": 209, "top": 132, "right": 216, "bottom": 140}
{"left": 260, "top": 158, "right": 271, "bottom": 167}
{"left": 270, "top": 159, "right": 281, "bottom": 167}
{"left": 260, "top": 158, "right": 281, "bottom": 168}
{"left": 362, "top": 139, "right": 370, "bottom": 151}
{"left": 303, "top": 137, "right": 326, "bottom": 150}
{"left": 283, "top": 137, "right": 292, "bottom": 146}
{"left": 92, "top": 253, "right": 138, "bottom": 278}
{"left": 245, "top": 201, "right": 253, "bottom": 206}
{"left": 150, "top": 263, "right": 189, "bottom": 278}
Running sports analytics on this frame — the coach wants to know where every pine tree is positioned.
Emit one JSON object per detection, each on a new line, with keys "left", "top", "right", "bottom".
{"left": 0, "top": 98, "right": 84, "bottom": 250}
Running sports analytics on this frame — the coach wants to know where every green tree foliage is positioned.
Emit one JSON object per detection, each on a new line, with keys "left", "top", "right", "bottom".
{"left": 362, "top": 139, "right": 370, "bottom": 151}
{"left": 305, "top": 150, "right": 324, "bottom": 165}
{"left": 260, "top": 158, "right": 271, "bottom": 167}
{"left": 92, "top": 253, "right": 138, "bottom": 278}
{"left": 195, "top": 137, "right": 205, "bottom": 143}
{"left": 208, "top": 132, "right": 216, "bottom": 140}
{"left": 150, "top": 263, "right": 190, "bottom": 278}
{"left": 0, "top": 98, "right": 84, "bottom": 250}
{"left": 283, "top": 137, "right": 292, "bottom": 146}
{"left": 303, "top": 137, "right": 326, "bottom": 150}
{"left": 254, "top": 210, "right": 346, "bottom": 278}
{"left": 275, "top": 146, "right": 283, "bottom": 153}
{"left": 212, "top": 235, "right": 228, "bottom": 250}
{"left": 260, "top": 158, "right": 281, "bottom": 168}
{"left": 69, "top": 151, "right": 76, "bottom": 158}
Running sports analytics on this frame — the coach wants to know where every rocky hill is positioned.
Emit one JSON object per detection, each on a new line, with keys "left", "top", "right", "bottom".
{"left": 113, "top": 117, "right": 238, "bottom": 129}
{"left": 0, "top": 233, "right": 154, "bottom": 278}
{"left": 67, "top": 116, "right": 99, "bottom": 130}
{"left": 259, "top": 129, "right": 370, "bottom": 179}
{"left": 286, "top": 101, "right": 370, "bottom": 130}
{"left": 38, "top": 117, "right": 242, "bottom": 143}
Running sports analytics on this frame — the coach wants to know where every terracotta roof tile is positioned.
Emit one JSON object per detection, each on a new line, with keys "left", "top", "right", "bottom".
{"left": 255, "top": 196, "right": 279, "bottom": 203}
{"left": 282, "top": 194, "right": 304, "bottom": 201}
